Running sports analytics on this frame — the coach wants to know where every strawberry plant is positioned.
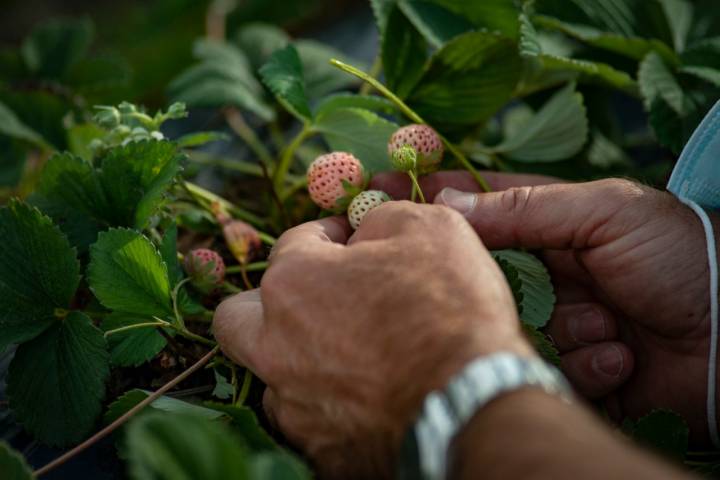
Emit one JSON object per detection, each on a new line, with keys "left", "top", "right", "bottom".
{"left": 2, "top": 0, "right": 719, "bottom": 477}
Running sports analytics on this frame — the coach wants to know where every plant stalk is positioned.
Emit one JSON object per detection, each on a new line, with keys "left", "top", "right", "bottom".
{"left": 329, "top": 59, "right": 492, "bottom": 193}
{"left": 273, "top": 125, "right": 315, "bottom": 192}
{"left": 407, "top": 171, "right": 426, "bottom": 203}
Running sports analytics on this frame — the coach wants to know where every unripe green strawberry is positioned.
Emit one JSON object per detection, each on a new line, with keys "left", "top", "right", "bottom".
{"left": 347, "top": 190, "right": 391, "bottom": 230}
{"left": 390, "top": 145, "right": 417, "bottom": 172}
{"left": 388, "top": 124, "right": 444, "bottom": 174}
{"left": 307, "top": 152, "right": 364, "bottom": 211}
{"left": 184, "top": 249, "right": 225, "bottom": 292}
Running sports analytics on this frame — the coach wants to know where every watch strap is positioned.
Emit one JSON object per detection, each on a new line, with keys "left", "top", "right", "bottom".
{"left": 398, "top": 352, "right": 572, "bottom": 480}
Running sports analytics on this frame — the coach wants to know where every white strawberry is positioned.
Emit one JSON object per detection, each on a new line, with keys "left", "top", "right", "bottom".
{"left": 347, "top": 190, "right": 391, "bottom": 230}
{"left": 388, "top": 124, "right": 444, "bottom": 174}
{"left": 307, "top": 152, "right": 364, "bottom": 211}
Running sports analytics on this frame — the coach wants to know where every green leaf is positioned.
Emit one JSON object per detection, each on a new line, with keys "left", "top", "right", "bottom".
{"left": 397, "top": 0, "right": 475, "bottom": 49}
{"left": 681, "top": 37, "right": 720, "bottom": 69}
{"left": 626, "top": 410, "right": 689, "bottom": 461}
{"left": 492, "top": 250, "right": 555, "bottom": 328}
{"left": 0, "top": 200, "right": 80, "bottom": 350}
{"left": 212, "top": 370, "right": 234, "bottom": 400}
{"left": 7, "top": 312, "right": 109, "bottom": 447}
{"left": 656, "top": 0, "right": 693, "bottom": 53}
{"left": 647, "top": 93, "right": 707, "bottom": 154}
{"left": 171, "top": 77, "right": 275, "bottom": 122}
{"left": 0, "top": 89, "right": 72, "bottom": 150}
{"left": 66, "top": 123, "right": 105, "bottom": 160}
{"left": 250, "top": 452, "right": 312, "bottom": 480}
{"left": 99, "top": 141, "right": 182, "bottom": 229}
{"left": 639, "top": 52, "right": 685, "bottom": 115}
{"left": 192, "top": 39, "right": 261, "bottom": 92}
{"left": 534, "top": 15, "right": 679, "bottom": 65}
{"left": 159, "top": 222, "right": 182, "bottom": 285}
{"left": 125, "top": 412, "right": 250, "bottom": 480}
{"left": 540, "top": 0, "right": 637, "bottom": 37}
{"left": 175, "top": 131, "right": 230, "bottom": 149}
{"left": 315, "top": 107, "right": 399, "bottom": 172}
{"left": 378, "top": 4, "right": 428, "bottom": 99}
{"left": 296, "top": 40, "right": 366, "bottom": 99}
{"left": 88, "top": 228, "right": 172, "bottom": 318}
{"left": 587, "top": 130, "right": 631, "bottom": 169}
{"left": 680, "top": 66, "right": 720, "bottom": 87}
{"left": 105, "top": 390, "right": 226, "bottom": 425}
{"left": 204, "top": 403, "right": 278, "bottom": 452}
{"left": 495, "top": 83, "right": 588, "bottom": 162}
{"left": 428, "top": 0, "right": 520, "bottom": 38}
{"left": 523, "top": 325, "right": 560, "bottom": 367}
{"left": 407, "top": 31, "right": 522, "bottom": 129}
{"left": 34, "top": 142, "right": 183, "bottom": 249}
{"left": 235, "top": 23, "right": 290, "bottom": 70}
{"left": 64, "top": 55, "right": 132, "bottom": 97}
{"left": 0, "top": 441, "right": 34, "bottom": 480}
{"left": 21, "top": 17, "right": 94, "bottom": 79}
{"left": 259, "top": 45, "right": 312, "bottom": 122}
{"left": 314, "top": 93, "right": 397, "bottom": 118}
{"left": 33, "top": 151, "right": 107, "bottom": 248}
{"left": 168, "top": 40, "right": 274, "bottom": 122}
{"left": 537, "top": 55, "right": 637, "bottom": 92}
{"left": 101, "top": 313, "right": 167, "bottom": 367}
{"left": 0, "top": 101, "right": 46, "bottom": 147}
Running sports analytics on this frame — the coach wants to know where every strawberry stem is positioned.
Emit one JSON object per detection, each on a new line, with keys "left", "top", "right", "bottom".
{"left": 329, "top": 59, "right": 492, "bottom": 193}
{"left": 104, "top": 320, "right": 170, "bottom": 338}
{"left": 407, "top": 171, "right": 426, "bottom": 203}
{"left": 237, "top": 369, "right": 253, "bottom": 406}
{"left": 33, "top": 346, "right": 221, "bottom": 478}
{"left": 273, "top": 124, "right": 316, "bottom": 193}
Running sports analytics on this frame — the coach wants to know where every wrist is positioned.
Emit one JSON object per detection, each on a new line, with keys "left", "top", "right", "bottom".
{"left": 397, "top": 352, "right": 570, "bottom": 480}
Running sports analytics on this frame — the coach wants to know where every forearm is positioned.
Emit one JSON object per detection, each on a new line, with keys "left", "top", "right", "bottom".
{"left": 450, "top": 389, "right": 696, "bottom": 480}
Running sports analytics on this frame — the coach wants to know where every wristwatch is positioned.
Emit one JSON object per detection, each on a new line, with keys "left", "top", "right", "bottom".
{"left": 397, "top": 352, "right": 573, "bottom": 480}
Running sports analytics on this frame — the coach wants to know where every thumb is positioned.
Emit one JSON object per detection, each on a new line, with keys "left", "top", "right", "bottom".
{"left": 213, "top": 288, "right": 267, "bottom": 377}
{"left": 435, "top": 179, "right": 655, "bottom": 250}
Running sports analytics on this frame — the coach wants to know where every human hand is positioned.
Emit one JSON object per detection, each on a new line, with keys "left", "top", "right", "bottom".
{"left": 373, "top": 171, "right": 717, "bottom": 442}
{"left": 213, "top": 202, "right": 533, "bottom": 479}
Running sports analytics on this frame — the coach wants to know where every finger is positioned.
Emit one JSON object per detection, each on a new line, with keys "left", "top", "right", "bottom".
{"left": 263, "top": 387, "right": 279, "bottom": 430}
{"left": 213, "top": 289, "right": 267, "bottom": 377}
{"left": 435, "top": 179, "right": 657, "bottom": 250}
{"left": 370, "top": 171, "right": 562, "bottom": 201}
{"left": 545, "top": 303, "right": 618, "bottom": 353}
{"left": 348, "top": 200, "right": 467, "bottom": 245}
{"left": 269, "top": 216, "right": 352, "bottom": 264}
{"left": 560, "top": 342, "right": 634, "bottom": 399}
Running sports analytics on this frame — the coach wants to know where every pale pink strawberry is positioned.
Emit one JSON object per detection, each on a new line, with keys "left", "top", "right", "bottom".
{"left": 347, "top": 190, "right": 391, "bottom": 229}
{"left": 307, "top": 152, "right": 364, "bottom": 210}
{"left": 388, "top": 124, "right": 444, "bottom": 174}
{"left": 184, "top": 249, "right": 225, "bottom": 292}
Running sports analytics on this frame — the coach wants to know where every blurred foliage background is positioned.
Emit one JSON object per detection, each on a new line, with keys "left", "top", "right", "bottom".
{"left": 0, "top": 0, "right": 372, "bottom": 105}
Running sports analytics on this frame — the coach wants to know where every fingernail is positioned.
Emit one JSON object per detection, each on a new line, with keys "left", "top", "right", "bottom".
{"left": 568, "top": 309, "right": 606, "bottom": 344}
{"left": 592, "top": 345, "right": 623, "bottom": 377}
{"left": 438, "top": 188, "right": 477, "bottom": 216}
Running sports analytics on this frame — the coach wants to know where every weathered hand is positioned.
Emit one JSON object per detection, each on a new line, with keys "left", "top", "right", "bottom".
{"left": 374, "top": 171, "right": 717, "bottom": 443}
{"left": 213, "top": 201, "right": 532, "bottom": 479}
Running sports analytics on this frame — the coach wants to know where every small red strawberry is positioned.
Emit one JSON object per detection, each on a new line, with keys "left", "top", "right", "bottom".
{"left": 388, "top": 124, "right": 444, "bottom": 174}
{"left": 184, "top": 249, "right": 226, "bottom": 292}
{"left": 347, "top": 190, "right": 391, "bottom": 229}
{"left": 307, "top": 152, "right": 364, "bottom": 211}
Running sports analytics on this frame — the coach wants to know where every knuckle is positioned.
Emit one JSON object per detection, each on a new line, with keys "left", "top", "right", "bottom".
{"left": 499, "top": 186, "right": 535, "bottom": 214}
